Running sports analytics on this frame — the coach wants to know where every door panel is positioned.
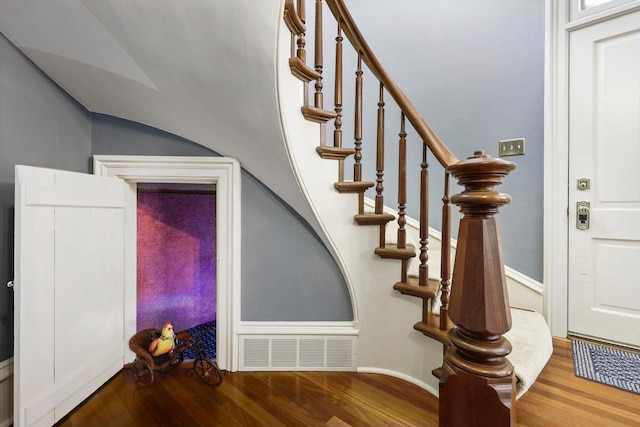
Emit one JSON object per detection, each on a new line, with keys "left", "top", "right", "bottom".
{"left": 594, "top": 242, "right": 640, "bottom": 312}
{"left": 568, "top": 10, "right": 640, "bottom": 347}
{"left": 14, "top": 166, "right": 126, "bottom": 426}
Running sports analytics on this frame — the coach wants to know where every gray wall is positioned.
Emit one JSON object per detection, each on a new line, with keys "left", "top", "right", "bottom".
{"left": 0, "top": 0, "right": 543, "bottom": 365}
{"left": 336, "top": 0, "right": 545, "bottom": 281}
{"left": 0, "top": 33, "right": 352, "bottom": 364}
{"left": 91, "top": 115, "right": 353, "bottom": 321}
{"left": 0, "top": 33, "right": 92, "bottom": 362}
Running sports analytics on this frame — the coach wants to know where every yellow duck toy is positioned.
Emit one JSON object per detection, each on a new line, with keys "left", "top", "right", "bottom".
{"left": 149, "top": 321, "right": 176, "bottom": 357}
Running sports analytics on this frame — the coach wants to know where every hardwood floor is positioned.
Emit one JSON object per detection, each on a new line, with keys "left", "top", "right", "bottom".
{"left": 56, "top": 339, "right": 640, "bottom": 426}
{"left": 517, "top": 338, "right": 639, "bottom": 426}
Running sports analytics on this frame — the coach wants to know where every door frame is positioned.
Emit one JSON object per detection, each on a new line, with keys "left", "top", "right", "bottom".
{"left": 544, "top": 0, "right": 640, "bottom": 337}
{"left": 93, "top": 155, "right": 241, "bottom": 371}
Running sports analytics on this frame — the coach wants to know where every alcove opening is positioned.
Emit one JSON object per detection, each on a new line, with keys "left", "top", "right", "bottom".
{"left": 136, "top": 183, "right": 217, "bottom": 360}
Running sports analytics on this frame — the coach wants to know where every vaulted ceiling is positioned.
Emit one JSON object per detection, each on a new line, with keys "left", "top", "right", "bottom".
{"left": 0, "top": 0, "right": 318, "bottom": 223}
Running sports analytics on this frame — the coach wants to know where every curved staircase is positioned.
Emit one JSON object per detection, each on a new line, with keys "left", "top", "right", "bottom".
{"left": 280, "top": 1, "right": 552, "bottom": 425}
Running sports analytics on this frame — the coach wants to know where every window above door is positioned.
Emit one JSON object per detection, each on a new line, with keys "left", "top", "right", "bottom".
{"left": 570, "top": 0, "right": 639, "bottom": 22}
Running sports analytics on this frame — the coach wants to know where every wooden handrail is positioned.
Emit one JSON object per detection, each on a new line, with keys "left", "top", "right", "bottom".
{"left": 324, "top": 0, "right": 459, "bottom": 169}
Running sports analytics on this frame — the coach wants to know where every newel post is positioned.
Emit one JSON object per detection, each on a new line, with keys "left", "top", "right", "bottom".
{"left": 440, "top": 150, "right": 516, "bottom": 427}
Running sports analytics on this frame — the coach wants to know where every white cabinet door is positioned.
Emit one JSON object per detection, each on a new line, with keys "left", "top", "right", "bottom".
{"left": 568, "top": 10, "right": 640, "bottom": 347}
{"left": 14, "top": 166, "right": 126, "bottom": 427}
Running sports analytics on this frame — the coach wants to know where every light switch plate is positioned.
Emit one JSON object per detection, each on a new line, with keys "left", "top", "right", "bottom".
{"left": 499, "top": 138, "right": 525, "bottom": 156}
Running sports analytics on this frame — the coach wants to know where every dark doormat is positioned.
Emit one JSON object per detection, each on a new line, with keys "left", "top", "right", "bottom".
{"left": 572, "top": 339, "right": 640, "bottom": 394}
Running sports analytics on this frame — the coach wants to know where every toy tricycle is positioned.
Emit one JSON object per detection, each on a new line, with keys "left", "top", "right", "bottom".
{"left": 127, "top": 328, "right": 222, "bottom": 386}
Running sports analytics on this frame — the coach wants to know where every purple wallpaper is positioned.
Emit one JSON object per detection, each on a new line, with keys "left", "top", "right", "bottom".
{"left": 137, "top": 190, "right": 216, "bottom": 332}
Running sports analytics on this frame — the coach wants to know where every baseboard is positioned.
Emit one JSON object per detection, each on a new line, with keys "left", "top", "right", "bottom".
{"left": 0, "top": 358, "right": 13, "bottom": 427}
{"left": 237, "top": 322, "right": 359, "bottom": 371}
{"left": 357, "top": 366, "right": 439, "bottom": 398}
{"left": 504, "top": 265, "right": 544, "bottom": 295}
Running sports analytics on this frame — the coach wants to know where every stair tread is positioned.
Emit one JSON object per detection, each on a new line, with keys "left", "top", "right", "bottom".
{"left": 334, "top": 181, "right": 375, "bottom": 193}
{"left": 289, "top": 57, "right": 319, "bottom": 82}
{"left": 374, "top": 246, "right": 416, "bottom": 260}
{"left": 432, "top": 367, "right": 442, "bottom": 380}
{"left": 393, "top": 276, "right": 438, "bottom": 299}
{"left": 302, "top": 105, "right": 337, "bottom": 123}
{"left": 414, "top": 318, "right": 451, "bottom": 346}
{"left": 316, "top": 146, "right": 356, "bottom": 160}
{"left": 354, "top": 213, "right": 395, "bottom": 226}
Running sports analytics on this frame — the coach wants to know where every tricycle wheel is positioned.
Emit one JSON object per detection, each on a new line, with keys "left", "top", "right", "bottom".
{"left": 192, "top": 358, "right": 222, "bottom": 386}
{"left": 132, "top": 359, "right": 154, "bottom": 385}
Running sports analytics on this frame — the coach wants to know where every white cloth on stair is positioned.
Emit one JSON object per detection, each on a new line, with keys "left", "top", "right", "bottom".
{"left": 505, "top": 308, "right": 553, "bottom": 399}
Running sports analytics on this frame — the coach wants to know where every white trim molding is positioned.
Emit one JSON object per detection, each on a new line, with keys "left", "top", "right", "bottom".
{"left": 93, "top": 155, "right": 242, "bottom": 371}
{"left": 0, "top": 357, "right": 13, "bottom": 427}
{"left": 357, "top": 367, "right": 440, "bottom": 398}
{"left": 569, "top": 0, "right": 640, "bottom": 24}
{"left": 545, "top": 0, "right": 571, "bottom": 337}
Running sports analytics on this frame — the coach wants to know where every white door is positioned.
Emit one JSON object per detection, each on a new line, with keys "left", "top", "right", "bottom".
{"left": 14, "top": 166, "right": 126, "bottom": 427}
{"left": 568, "top": 9, "right": 640, "bottom": 348}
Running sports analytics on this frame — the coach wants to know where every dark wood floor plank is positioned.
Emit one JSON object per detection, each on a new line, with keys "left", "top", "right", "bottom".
{"left": 301, "top": 371, "right": 438, "bottom": 426}
{"left": 227, "top": 373, "right": 327, "bottom": 426}
{"left": 55, "top": 339, "right": 640, "bottom": 426}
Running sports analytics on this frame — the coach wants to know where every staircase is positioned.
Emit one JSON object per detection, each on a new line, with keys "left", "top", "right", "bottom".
{"left": 281, "top": 1, "right": 551, "bottom": 426}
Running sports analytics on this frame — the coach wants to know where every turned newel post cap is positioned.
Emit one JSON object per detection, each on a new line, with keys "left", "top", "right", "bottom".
{"left": 447, "top": 150, "right": 516, "bottom": 178}
{"left": 446, "top": 150, "right": 516, "bottom": 210}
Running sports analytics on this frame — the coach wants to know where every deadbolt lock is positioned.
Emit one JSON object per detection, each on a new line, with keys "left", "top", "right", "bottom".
{"left": 577, "top": 178, "right": 590, "bottom": 191}
{"left": 576, "top": 201, "right": 590, "bottom": 230}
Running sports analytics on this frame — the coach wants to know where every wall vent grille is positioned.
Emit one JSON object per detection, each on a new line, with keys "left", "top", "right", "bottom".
{"left": 272, "top": 339, "right": 297, "bottom": 367}
{"left": 243, "top": 339, "right": 269, "bottom": 368}
{"left": 300, "top": 339, "right": 325, "bottom": 368}
{"left": 327, "top": 339, "right": 353, "bottom": 368}
{"left": 239, "top": 335, "right": 356, "bottom": 371}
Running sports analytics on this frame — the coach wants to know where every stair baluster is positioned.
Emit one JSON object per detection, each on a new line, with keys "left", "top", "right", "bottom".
{"left": 354, "top": 53, "right": 363, "bottom": 183}
{"left": 296, "top": 0, "right": 306, "bottom": 62}
{"left": 419, "top": 142, "right": 429, "bottom": 288}
{"left": 440, "top": 172, "right": 452, "bottom": 330}
{"left": 419, "top": 143, "right": 431, "bottom": 325}
{"left": 313, "top": 0, "right": 324, "bottom": 111}
{"left": 375, "top": 83, "right": 385, "bottom": 216}
{"left": 397, "top": 113, "right": 408, "bottom": 282}
{"left": 375, "top": 83, "right": 386, "bottom": 247}
{"left": 334, "top": 23, "right": 345, "bottom": 181}
{"left": 354, "top": 53, "right": 365, "bottom": 213}
{"left": 315, "top": 20, "right": 351, "bottom": 176}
